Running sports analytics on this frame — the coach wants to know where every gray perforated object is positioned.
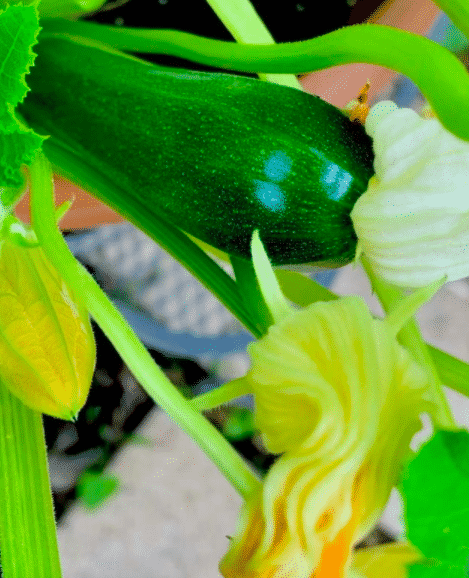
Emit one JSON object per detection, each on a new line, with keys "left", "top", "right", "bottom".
{"left": 65, "top": 221, "right": 339, "bottom": 384}
{"left": 67, "top": 222, "right": 241, "bottom": 337}
{"left": 66, "top": 222, "right": 257, "bottom": 384}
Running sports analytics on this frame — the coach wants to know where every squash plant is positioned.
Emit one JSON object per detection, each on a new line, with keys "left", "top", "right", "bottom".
{"left": 2, "top": 1, "right": 469, "bottom": 577}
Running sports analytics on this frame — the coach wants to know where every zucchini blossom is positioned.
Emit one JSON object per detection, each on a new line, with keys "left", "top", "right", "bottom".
{"left": 0, "top": 237, "right": 96, "bottom": 419}
{"left": 351, "top": 100, "right": 469, "bottom": 288}
{"left": 219, "top": 233, "right": 436, "bottom": 578}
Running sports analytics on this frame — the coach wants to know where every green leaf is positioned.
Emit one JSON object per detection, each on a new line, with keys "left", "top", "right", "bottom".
{"left": 408, "top": 564, "right": 466, "bottom": 577}
{"left": 0, "top": 3, "right": 37, "bottom": 109}
{"left": 125, "top": 432, "right": 153, "bottom": 447}
{"left": 275, "top": 269, "right": 338, "bottom": 307}
{"left": 0, "top": 1, "right": 44, "bottom": 188}
{"left": 230, "top": 255, "right": 273, "bottom": 337}
{"left": 76, "top": 471, "right": 120, "bottom": 509}
{"left": 401, "top": 429, "right": 469, "bottom": 577}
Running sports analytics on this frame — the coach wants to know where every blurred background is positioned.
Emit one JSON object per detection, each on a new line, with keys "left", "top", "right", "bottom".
{"left": 14, "top": 1, "right": 469, "bottom": 576}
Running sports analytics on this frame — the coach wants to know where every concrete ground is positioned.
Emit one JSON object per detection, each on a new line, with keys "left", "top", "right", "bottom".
{"left": 57, "top": 408, "right": 243, "bottom": 578}
{"left": 57, "top": 263, "right": 469, "bottom": 577}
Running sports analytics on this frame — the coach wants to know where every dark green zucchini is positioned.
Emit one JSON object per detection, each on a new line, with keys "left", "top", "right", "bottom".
{"left": 20, "top": 34, "right": 374, "bottom": 265}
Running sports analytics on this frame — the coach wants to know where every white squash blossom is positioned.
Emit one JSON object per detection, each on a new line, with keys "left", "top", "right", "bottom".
{"left": 351, "top": 100, "right": 469, "bottom": 288}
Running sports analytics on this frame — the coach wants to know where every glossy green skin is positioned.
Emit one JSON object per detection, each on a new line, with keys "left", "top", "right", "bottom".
{"left": 21, "top": 35, "right": 374, "bottom": 265}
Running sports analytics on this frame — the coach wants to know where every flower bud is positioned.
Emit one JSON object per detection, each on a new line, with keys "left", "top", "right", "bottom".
{"left": 0, "top": 238, "right": 95, "bottom": 419}
{"left": 351, "top": 100, "right": 469, "bottom": 287}
{"left": 220, "top": 296, "right": 433, "bottom": 578}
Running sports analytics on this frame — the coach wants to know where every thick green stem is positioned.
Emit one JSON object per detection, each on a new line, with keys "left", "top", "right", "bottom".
{"left": 40, "top": 20, "right": 469, "bottom": 141}
{"left": 0, "top": 380, "right": 62, "bottom": 578}
{"left": 360, "top": 255, "right": 457, "bottom": 430}
{"left": 205, "top": 0, "right": 301, "bottom": 88}
{"left": 29, "top": 152, "right": 260, "bottom": 498}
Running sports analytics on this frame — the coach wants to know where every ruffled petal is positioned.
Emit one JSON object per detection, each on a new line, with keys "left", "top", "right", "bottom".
{"left": 220, "top": 297, "right": 432, "bottom": 578}
{"left": 351, "top": 101, "right": 469, "bottom": 287}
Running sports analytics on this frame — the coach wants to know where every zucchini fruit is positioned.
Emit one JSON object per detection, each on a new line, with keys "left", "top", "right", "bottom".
{"left": 20, "top": 34, "right": 374, "bottom": 265}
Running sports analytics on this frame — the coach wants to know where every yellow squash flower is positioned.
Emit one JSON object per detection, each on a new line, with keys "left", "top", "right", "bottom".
{"left": 351, "top": 100, "right": 469, "bottom": 288}
{"left": 219, "top": 232, "right": 438, "bottom": 578}
{"left": 0, "top": 237, "right": 96, "bottom": 419}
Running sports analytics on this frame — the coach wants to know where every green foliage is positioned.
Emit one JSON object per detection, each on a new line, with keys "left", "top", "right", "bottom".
{"left": 125, "top": 433, "right": 153, "bottom": 447}
{"left": 37, "top": 0, "right": 106, "bottom": 19}
{"left": 76, "top": 471, "right": 120, "bottom": 509}
{"left": 401, "top": 429, "right": 469, "bottom": 577}
{"left": 5, "top": 4, "right": 469, "bottom": 576}
{"left": 0, "top": 1, "right": 44, "bottom": 189}
{"left": 408, "top": 564, "right": 466, "bottom": 577}
{"left": 222, "top": 407, "right": 255, "bottom": 441}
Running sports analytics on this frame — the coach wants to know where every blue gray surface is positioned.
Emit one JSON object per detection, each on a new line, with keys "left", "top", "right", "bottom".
{"left": 65, "top": 223, "right": 336, "bottom": 367}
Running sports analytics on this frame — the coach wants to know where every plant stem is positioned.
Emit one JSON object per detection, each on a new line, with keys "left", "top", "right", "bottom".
{"left": 205, "top": 0, "right": 301, "bottom": 88}
{"left": 360, "top": 255, "right": 457, "bottom": 430}
{"left": 30, "top": 152, "right": 260, "bottom": 498}
{"left": 190, "top": 378, "right": 252, "bottom": 412}
{"left": 0, "top": 381, "right": 62, "bottom": 578}
{"left": 427, "top": 344, "right": 469, "bottom": 398}
{"left": 39, "top": 20, "right": 469, "bottom": 142}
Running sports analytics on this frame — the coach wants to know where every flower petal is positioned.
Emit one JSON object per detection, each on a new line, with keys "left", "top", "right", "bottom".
{"left": 0, "top": 238, "right": 96, "bottom": 419}
{"left": 220, "top": 297, "right": 433, "bottom": 578}
{"left": 351, "top": 101, "right": 469, "bottom": 287}
{"left": 351, "top": 542, "right": 422, "bottom": 578}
